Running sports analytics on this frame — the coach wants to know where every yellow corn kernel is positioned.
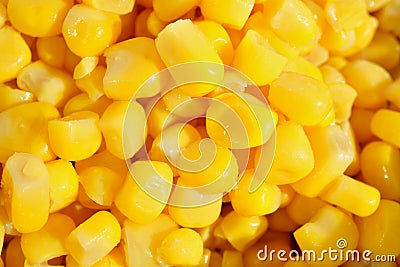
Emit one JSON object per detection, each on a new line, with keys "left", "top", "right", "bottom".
{"left": 123, "top": 214, "right": 178, "bottom": 266}
{"left": 62, "top": 4, "right": 121, "bottom": 57}
{"left": 221, "top": 250, "right": 243, "bottom": 267}
{"left": 324, "top": 0, "right": 368, "bottom": 32}
{"left": 147, "top": 100, "right": 180, "bottom": 139}
{"left": 21, "top": 214, "right": 75, "bottom": 264}
{"left": 78, "top": 184, "right": 109, "bottom": 210}
{"left": 79, "top": 166, "right": 124, "bottom": 206}
{"left": 146, "top": 11, "right": 168, "bottom": 37}
{"left": 155, "top": 19, "right": 223, "bottom": 97}
{"left": 117, "top": 7, "right": 137, "bottom": 41}
{"left": 286, "top": 194, "right": 327, "bottom": 225}
{"left": 177, "top": 140, "right": 238, "bottom": 194}
{"left": 349, "top": 107, "right": 376, "bottom": 144}
{"left": 1, "top": 153, "right": 50, "bottom": 233}
{"left": 360, "top": 141, "right": 400, "bottom": 202}
{"left": 341, "top": 59, "right": 392, "bottom": 109}
{"left": 343, "top": 16, "right": 378, "bottom": 57}
{"left": 371, "top": 109, "right": 400, "bottom": 147}
{"left": 232, "top": 30, "right": 288, "bottom": 86}
{"left": 36, "top": 36, "right": 66, "bottom": 68}
{"left": 220, "top": 211, "right": 268, "bottom": 252}
{"left": 73, "top": 56, "right": 98, "bottom": 80}
{"left": 319, "top": 65, "right": 346, "bottom": 84}
{"left": 162, "top": 89, "right": 208, "bottom": 118}
{"left": 283, "top": 56, "right": 323, "bottom": 81}
{"left": 195, "top": 20, "right": 234, "bottom": 65}
{"left": 66, "top": 211, "right": 121, "bottom": 266}
{"left": 82, "top": 0, "right": 134, "bottom": 15}
{"left": 321, "top": 175, "right": 380, "bottom": 217}
{"left": 200, "top": 0, "right": 254, "bottom": 29}
{"left": 114, "top": 161, "right": 173, "bottom": 224}
{"left": 266, "top": 208, "right": 299, "bottom": 232}
{"left": 75, "top": 65, "right": 106, "bottom": 101}
{"left": 385, "top": 78, "right": 400, "bottom": 108}
{"left": 355, "top": 199, "right": 400, "bottom": 256}
{"left": 17, "top": 60, "right": 78, "bottom": 108}
{"left": 303, "top": 44, "right": 329, "bottom": 67}
{"left": 90, "top": 246, "right": 125, "bottom": 267}
{"left": 103, "top": 37, "right": 164, "bottom": 100}
{"left": 291, "top": 125, "right": 353, "bottom": 197}
{"left": 269, "top": 72, "right": 333, "bottom": 126}
{"left": 365, "top": 0, "right": 391, "bottom": 12}
{"left": 153, "top": 0, "right": 200, "bottom": 22}
{"left": 135, "top": 8, "right": 153, "bottom": 38}
{"left": 46, "top": 159, "right": 79, "bottom": 212}
{"left": 375, "top": 0, "right": 400, "bottom": 37}
{"left": 278, "top": 185, "right": 296, "bottom": 208}
{"left": 263, "top": 0, "right": 318, "bottom": 54}
{"left": 157, "top": 228, "right": 204, "bottom": 266}
{"left": 7, "top": 0, "right": 73, "bottom": 37}
{"left": 59, "top": 202, "right": 97, "bottom": 226}
{"left": 0, "top": 3, "right": 5, "bottom": 29}
{"left": 260, "top": 121, "right": 314, "bottom": 185}
{"left": 230, "top": 169, "right": 281, "bottom": 216}
{"left": 294, "top": 205, "right": 359, "bottom": 267}
{"left": 320, "top": 24, "right": 356, "bottom": 56}
{"left": 328, "top": 82, "right": 357, "bottom": 123}
{"left": 6, "top": 237, "right": 25, "bottom": 267}
{"left": 63, "top": 47, "right": 80, "bottom": 74}
{"left": 48, "top": 111, "right": 102, "bottom": 161}
{"left": 0, "top": 84, "right": 35, "bottom": 112}
{"left": 207, "top": 92, "right": 276, "bottom": 149}
{"left": 341, "top": 120, "right": 361, "bottom": 176}
{"left": 99, "top": 100, "right": 147, "bottom": 159}
{"left": 63, "top": 94, "right": 112, "bottom": 117}
{"left": 0, "top": 26, "right": 31, "bottom": 83}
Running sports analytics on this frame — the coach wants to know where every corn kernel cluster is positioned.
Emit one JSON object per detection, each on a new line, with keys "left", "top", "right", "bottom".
{"left": 0, "top": 0, "right": 400, "bottom": 266}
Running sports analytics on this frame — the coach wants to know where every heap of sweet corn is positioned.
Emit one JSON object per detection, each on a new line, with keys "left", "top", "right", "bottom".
{"left": 1, "top": 0, "right": 400, "bottom": 266}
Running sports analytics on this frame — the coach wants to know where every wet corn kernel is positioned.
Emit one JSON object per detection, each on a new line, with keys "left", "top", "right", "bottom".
{"left": 294, "top": 205, "right": 359, "bottom": 267}
{"left": 75, "top": 65, "right": 106, "bottom": 101}
{"left": 99, "top": 100, "right": 147, "bottom": 159}
{"left": 115, "top": 161, "right": 173, "bottom": 224}
{"left": 66, "top": 211, "right": 121, "bottom": 266}
{"left": 269, "top": 72, "right": 333, "bottom": 126}
{"left": 7, "top": 0, "right": 73, "bottom": 37}
{"left": 283, "top": 56, "right": 323, "bottom": 81}
{"left": 157, "top": 228, "right": 203, "bottom": 266}
{"left": 17, "top": 60, "right": 78, "bottom": 108}
{"left": 349, "top": 107, "right": 376, "bottom": 144}
{"left": 385, "top": 78, "right": 400, "bottom": 108}
{"left": 146, "top": 100, "right": 180, "bottom": 139}
{"left": 36, "top": 36, "right": 66, "bottom": 68}
{"left": 21, "top": 213, "right": 75, "bottom": 264}
{"left": 60, "top": 202, "right": 97, "bottom": 226}
{"left": 319, "top": 24, "right": 356, "bottom": 56}
{"left": 73, "top": 56, "right": 98, "bottom": 80}
{"left": 79, "top": 166, "right": 124, "bottom": 206}
{"left": 266, "top": 208, "right": 299, "bottom": 232}
{"left": 320, "top": 175, "right": 380, "bottom": 217}
{"left": 365, "top": 0, "right": 391, "bottom": 12}
{"left": 220, "top": 211, "right": 268, "bottom": 252}
{"left": 162, "top": 89, "right": 208, "bottom": 118}
{"left": 324, "top": 0, "right": 368, "bottom": 32}
{"left": 104, "top": 37, "right": 164, "bottom": 100}
{"left": 232, "top": 30, "right": 288, "bottom": 86}
{"left": 328, "top": 82, "right": 357, "bottom": 123}
{"left": 117, "top": 8, "right": 137, "bottom": 41}
{"left": 63, "top": 94, "right": 112, "bottom": 116}
{"left": 146, "top": 11, "right": 168, "bottom": 37}
{"left": 0, "top": 84, "right": 35, "bottom": 112}
{"left": 89, "top": 246, "right": 125, "bottom": 267}
{"left": 135, "top": 8, "right": 153, "bottom": 38}
{"left": 48, "top": 111, "right": 102, "bottom": 161}
{"left": 153, "top": 0, "right": 200, "bottom": 22}
{"left": 1, "top": 153, "right": 50, "bottom": 233}
{"left": 195, "top": 20, "right": 235, "bottom": 65}
{"left": 0, "top": 26, "right": 31, "bottom": 83}
{"left": 0, "top": 102, "right": 59, "bottom": 163}
{"left": 6, "top": 237, "right": 25, "bottom": 267}
{"left": 82, "top": 0, "right": 134, "bottom": 15}
{"left": 263, "top": 0, "right": 319, "bottom": 54}
{"left": 62, "top": 4, "right": 121, "bottom": 57}
{"left": 360, "top": 141, "right": 400, "bottom": 201}
{"left": 200, "top": 0, "right": 254, "bottom": 30}
{"left": 123, "top": 214, "right": 178, "bottom": 266}
{"left": 303, "top": 43, "right": 329, "bottom": 68}
{"left": 0, "top": 3, "right": 5, "bottom": 29}
{"left": 341, "top": 120, "right": 361, "bottom": 176}
{"left": 46, "top": 159, "right": 79, "bottom": 212}
{"left": 355, "top": 199, "right": 400, "bottom": 256}
{"left": 319, "top": 65, "right": 346, "bottom": 84}
{"left": 78, "top": 183, "right": 111, "bottom": 210}
{"left": 375, "top": 0, "right": 400, "bottom": 38}
{"left": 221, "top": 250, "right": 243, "bottom": 267}
{"left": 286, "top": 194, "right": 327, "bottom": 225}
{"left": 291, "top": 125, "right": 354, "bottom": 197}
{"left": 371, "top": 109, "right": 400, "bottom": 147}
{"left": 278, "top": 185, "right": 296, "bottom": 208}
{"left": 230, "top": 169, "right": 281, "bottom": 216}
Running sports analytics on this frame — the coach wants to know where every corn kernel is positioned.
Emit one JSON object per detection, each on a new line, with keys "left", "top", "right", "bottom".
{"left": 286, "top": 194, "right": 327, "bottom": 225}
{"left": 0, "top": 84, "right": 35, "bottom": 112}
{"left": 73, "top": 56, "right": 98, "bottom": 80}
{"left": 147, "top": 100, "right": 181, "bottom": 139}
{"left": 17, "top": 60, "right": 79, "bottom": 108}
{"left": 324, "top": 0, "right": 368, "bottom": 32}
{"left": 36, "top": 36, "right": 67, "bottom": 68}
{"left": 371, "top": 109, "right": 400, "bottom": 147}
{"left": 7, "top": 0, "right": 73, "bottom": 37}
{"left": 146, "top": 11, "right": 168, "bottom": 37}
{"left": 360, "top": 141, "right": 400, "bottom": 201}
{"left": 6, "top": 237, "right": 25, "bottom": 267}
{"left": 75, "top": 65, "right": 106, "bottom": 101}
{"left": 0, "top": 3, "right": 5, "bottom": 29}
{"left": 266, "top": 208, "right": 299, "bottom": 232}
{"left": 1, "top": 153, "right": 49, "bottom": 233}
{"left": 60, "top": 202, "right": 97, "bottom": 226}
{"left": 222, "top": 250, "right": 243, "bottom": 267}
{"left": 385, "top": 78, "right": 400, "bottom": 108}
{"left": 341, "top": 120, "right": 361, "bottom": 176}
{"left": 320, "top": 65, "right": 346, "bottom": 84}
{"left": 283, "top": 56, "right": 323, "bottom": 81}
{"left": 269, "top": 72, "right": 333, "bottom": 126}
{"left": 320, "top": 24, "right": 356, "bottom": 56}
{"left": 135, "top": 8, "right": 153, "bottom": 38}
{"left": 90, "top": 246, "right": 125, "bottom": 267}
{"left": 62, "top": 4, "right": 121, "bottom": 57}
{"left": 103, "top": 37, "right": 164, "bottom": 100}
{"left": 157, "top": 228, "right": 204, "bottom": 266}
{"left": 365, "top": 0, "right": 391, "bottom": 12}
{"left": 118, "top": 8, "right": 137, "bottom": 41}
{"left": 349, "top": 107, "right": 376, "bottom": 144}
{"left": 66, "top": 211, "right": 121, "bottom": 266}
{"left": 153, "top": 0, "right": 200, "bottom": 22}
{"left": 328, "top": 82, "right": 358, "bottom": 122}
{"left": 63, "top": 94, "right": 112, "bottom": 116}
{"left": 48, "top": 111, "right": 102, "bottom": 161}
{"left": 278, "top": 185, "right": 296, "bottom": 208}
{"left": 344, "top": 16, "right": 378, "bottom": 56}
{"left": 0, "top": 26, "right": 31, "bottom": 83}
{"left": 21, "top": 214, "right": 75, "bottom": 264}
{"left": 82, "top": 0, "right": 134, "bottom": 15}
{"left": 375, "top": 0, "right": 400, "bottom": 38}
{"left": 162, "top": 89, "right": 208, "bottom": 118}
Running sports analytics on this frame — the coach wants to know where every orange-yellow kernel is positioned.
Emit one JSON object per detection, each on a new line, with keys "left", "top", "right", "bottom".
{"left": 66, "top": 211, "right": 121, "bottom": 266}
{"left": 319, "top": 65, "right": 346, "bottom": 84}
{"left": 73, "top": 56, "right": 98, "bottom": 80}
{"left": 62, "top": 4, "right": 121, "bottom": 57}
{"left": 370, "top": 109, "right": 400, "bottom": 147}
{"left": 6, "top": 237, "right": 25, "bottom": 267}
{"left": 7, "top": 0, "right": 73, "bottom": 37}
{"left": 385, "top": 78, "right": 400, "bottom": 108}
{"left": 59, "top": 202, "right": 97, "bottom": 226}
{"left": 63, "top": 94, "right": 112, "bottom": 117}
{"left": 146, "top": 100, "right": 180, "bottom": 139}
{"left": 365, "top": 0, "right": 391, "bottom": 12}
{"left": 1, "top": 153, "right": 50, "bottom": 233}
{"left": 48, "top": 111, "right": 102, "bottom": 161}
{"left": 360, "top": 141, "right": 400, "bottom": 202}
{"left": 266, "top": 208, "right": 300, "bottom": 232}
{"left": 0, "top": 26, "right": 31, "bottom": 83}
{"left": 278, "top": 185, "right": 296, "bottom": 208}
{"left": 82, "top": 0, "right": 134, "bottom": 15}
{"left": 320, "top": 24, "right": 356, "bottom": 56}
{"left": 46, "top": 159, "right": 79, "bottom": 212}
{"left": 286, "top": 194, "right": 327, "bottom": 225}
{"left": 90, "top": 246, "right": 126, "bottom": 267}
{"left": 75, "top": 65, "right": 106, "bottom": 101}
{"left": 0, "top": 84, "right": 35, "bottom": 112}
{"left": 103, "top": 37, "right": 164, "bottom": 100}
{"left": 117, "top": 8, "right": 137, "bottom": 41}
{"left": 146, "top": 11, "right": 168, "bottom": 37}
{"left": 63, "top": 47, "right": 81, "bottom": 74}
{"left": 349, "top": 107, "right": 376, "bottom": 144}
{"left": 0, "top": 3, "right": 5, "bottom": 29}
{"left": 0, "top": 102, "right": 59, "bottom": 163}
{"left": 284, "top": 56, "right": 324, "bottom": 81}
{"left": 328, "top": 82, "right": 357, "bottom": 122}
{"left": 375, "top": 0, "right": 400, "bottom": 38}
{"left": 324, "top": 0, "right": 368, "bottom": 32}
{"left": 222, "top": 250, "right": 244, "bottom": 267}
{"left": 21, "top": 214, "right": 75, "bottom": 264}
{"left": 134, "top": 8, "right": 153, "bottom": 38}
{"left": 36, "top": 36, "right": 66, "bottom": 68}
{"left": 341, "top": 120, "right": 361, "bottom": 176}
{"left": 153, "top": 0, "right": 200, "bottom": 22}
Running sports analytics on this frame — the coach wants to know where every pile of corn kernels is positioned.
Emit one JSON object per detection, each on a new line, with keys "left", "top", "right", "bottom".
{"left": 0, "top": 0, "right": 400, "bottom": 266}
